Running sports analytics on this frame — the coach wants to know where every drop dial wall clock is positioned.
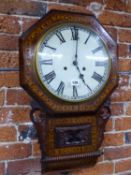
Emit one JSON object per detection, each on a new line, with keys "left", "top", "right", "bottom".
{"left": 19, "top": 9, "right": 118, "bottom": 174}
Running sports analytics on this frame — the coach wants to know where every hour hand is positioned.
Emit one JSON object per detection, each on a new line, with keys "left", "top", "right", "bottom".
{"left": 79, "top": 73, "right": 92, "bottom": 91}
{"left": 73, "top": 61, "right": 92, "bottom": 91}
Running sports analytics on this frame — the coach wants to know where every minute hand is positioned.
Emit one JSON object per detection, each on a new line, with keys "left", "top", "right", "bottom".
{"left": 75, "top": 35, "right": 78, "bottom": 59}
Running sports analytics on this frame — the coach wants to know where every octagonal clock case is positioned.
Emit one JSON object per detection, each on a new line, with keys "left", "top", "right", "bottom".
{"left": 19, "top": 10, "right": 118, "bottom": 173}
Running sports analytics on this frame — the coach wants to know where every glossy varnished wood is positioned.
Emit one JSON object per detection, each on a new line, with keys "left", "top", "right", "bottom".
{"left": 19, "top": 9, "right": 118, "bottom": 173}
{"left": 19, "top": 10, "right": 118, "bottom": 114}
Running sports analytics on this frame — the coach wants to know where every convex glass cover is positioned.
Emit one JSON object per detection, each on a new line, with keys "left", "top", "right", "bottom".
{"left": 35, "top": 24, "right": 111, "bottom": 102}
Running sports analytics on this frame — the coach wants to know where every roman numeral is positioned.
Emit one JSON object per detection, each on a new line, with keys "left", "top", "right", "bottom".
{"left": 45, "top": 45, "right": 56, "bottom": 51}
{"left": 43, "top": 71, "right": 56, "bottom": 84}
{"left": 40, "top": 59, "right": 53, "bottom": 65}
{"left": 73, "top": 86, "right": 78, "bottom": 99}
{"left": 92, "top": 72, "right": 103, "bottom": 83}
{"left": 56, "top": 31, "right": 66, "bottom": 44}
{"left": 92, "top": 46, "right": 103, "bottom": 54}
{"left": 84, "top": 32, "right": 91, "bottom": 44}
{"left": 95, "top": 60, "right": 107, "bottom": 67}
{"left": 40, "top": 41, "right": 56, "bottom": 51}
{"left": 71, "top": 27, "right": 79, "bottom": 40}
{"left": 56, "top": 81, "right": 65, "bottom": 95}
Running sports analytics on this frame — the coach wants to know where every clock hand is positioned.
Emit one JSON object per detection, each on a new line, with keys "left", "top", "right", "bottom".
{"left": 76, "top": 64, "right": 92, "bottom": 91}
{"left": 73, "top": 28, "right": 78, "bottom": 66}
{"left": 75, "top": 34, "right": 78, "bottom": 59}
{"left": 79, "top": 73, "right": 92, "bottom": 91}
{"left": 73, "top": 34, "right": 92, "bottom": 91}
{"left": 73, "top": 61, "right": 91, "bottom": 91}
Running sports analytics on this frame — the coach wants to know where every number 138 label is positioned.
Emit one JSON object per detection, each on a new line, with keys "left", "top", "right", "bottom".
{"left": 71, "top": 80, "right": 79, "bottom": 86}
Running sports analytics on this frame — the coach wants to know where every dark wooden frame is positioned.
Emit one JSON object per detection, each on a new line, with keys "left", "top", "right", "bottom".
{"left": 19, "top": 9, "right": 118, "bottom": 173}
{"left": 19, "top": 10, "right": 118, "bottom": 114}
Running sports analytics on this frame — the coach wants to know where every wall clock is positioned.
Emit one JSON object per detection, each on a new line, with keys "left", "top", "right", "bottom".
{"left": 19, "top": 9, "right": 118, "bottom": 174}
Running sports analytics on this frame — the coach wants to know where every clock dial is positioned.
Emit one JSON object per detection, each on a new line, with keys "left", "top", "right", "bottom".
{"left": 35, "top": 24, "right": 111, "bottom": 102}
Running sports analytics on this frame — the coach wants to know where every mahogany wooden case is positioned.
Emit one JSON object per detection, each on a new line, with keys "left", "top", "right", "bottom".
{"left": 19, "top": 10, "right": 118, "bottom": 114}
{"left": 19, "top": 9, "right": 118, "bottom": 173}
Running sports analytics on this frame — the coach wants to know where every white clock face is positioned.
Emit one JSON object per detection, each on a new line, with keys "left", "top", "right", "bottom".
{"left": 35, "top": 24, "right": 111, "bottom": 102}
